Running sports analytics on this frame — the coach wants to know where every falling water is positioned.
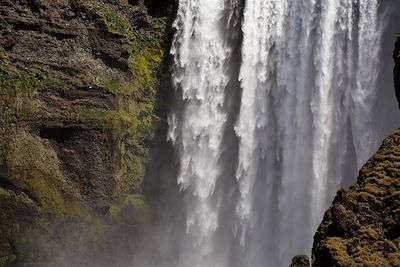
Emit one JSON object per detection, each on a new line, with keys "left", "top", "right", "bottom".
{"left": 166, "top": 0, "right": 398, "bottom": 266}
{"left": 167, "top": 0, "right": 241, "bottom": 265}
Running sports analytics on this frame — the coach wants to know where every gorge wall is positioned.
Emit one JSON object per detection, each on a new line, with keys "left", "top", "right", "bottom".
{"left": 0, "top": 0, "right": 175, "bottom": 266}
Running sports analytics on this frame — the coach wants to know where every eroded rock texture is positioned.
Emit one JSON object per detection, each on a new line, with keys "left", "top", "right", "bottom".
{"left": 0, "top": 0, "right": 175, "bottom": 266}
{"left": 312, "top": 129, "right": 400, "bottom": 266}
{"left": 290, "top": 255, "right": 311, "bottom": 267}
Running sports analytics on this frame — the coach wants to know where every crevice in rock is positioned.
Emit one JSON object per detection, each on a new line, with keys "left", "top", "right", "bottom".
{"left": 0, "top": 173, "right": 17, "bottom": 192}
{"left": 0, "top": 168, "right": 39, "bottom": 204}
{"left": 12, "top": 22, "right": 41, "bottom": 32}
{"left": 386, "top": 226, "right": 400, "bottom": 240}
{"left": 39, "top": 126, "right": 80, "bottom": 143}
{"left": 45, "top": 30, "right": 78, "bottom": 40}
{"left": 26, "top": 1, "right": 40, "bottom": 14}
{"left": 145, "top": 0, "right": 178, "bottom": 19}
{"left": 93, "top": 51, "right": 128, "bottom": 72}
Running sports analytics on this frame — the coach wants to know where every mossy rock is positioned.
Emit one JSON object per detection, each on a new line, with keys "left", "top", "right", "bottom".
{"left": 0, "top": 241, "right": 16, "bottom": 267}
{"left": 0, "top": 64, "right": 65, "bottom": 122}
{"left": 3, "top": 130, "right": 88, "bottom": 218}
{"left": 97, "top": 8, "right": 133, "bottom": 39}
{"left": 0, "top": 64, "right": 65, "bottom": 93}
{"left": 108, "top": 194, "right": 151, "bottom": 229}
{"left": 290, "top": 255, "right": 310, "bottom": 267}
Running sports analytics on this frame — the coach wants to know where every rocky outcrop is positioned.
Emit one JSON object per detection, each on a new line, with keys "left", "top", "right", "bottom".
{"left": 312, "top": 130, "right": 400, "bottom": 266}
{"left": 290, "top": 255, "right": 310, "bottom": 267}
{"left": 0, "top": 0, "right": 175, "bottom": 266}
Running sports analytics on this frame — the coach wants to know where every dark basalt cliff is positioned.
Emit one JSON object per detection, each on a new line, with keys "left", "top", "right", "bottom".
{"left": 311, "top": 36, "right": 400, "bottom": 267}
{"left": 0, "top": 0, "right": 175, "bottom": 266}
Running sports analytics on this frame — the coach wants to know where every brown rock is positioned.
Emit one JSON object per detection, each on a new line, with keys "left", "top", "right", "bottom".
{"left": 290, "top": 255, "right": 310, "bottom": 267}
{"left": 312, "top": 129, "right": 400, "bottom": 267}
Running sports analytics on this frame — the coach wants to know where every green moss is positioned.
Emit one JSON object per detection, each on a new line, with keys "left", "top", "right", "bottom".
{"left": 85, "top": 101, "right": 159, "bottom": 144}
{"left": 0, "top": 50, "right": 6, "bottom": 60}
{"left": 0, "top": 64, "right": 65, "bottom": 122}
{"left": 4, "top": 131, "right": 71, "bottom": 216}
{"left": 127, "top": 18, "right": 167, "bottom": 96}
{"left": 27, "top": 169, "right": 66, "bottom": 215}
{"left": 79, "top": 16, "right": 168, "bottom": 199}
{"left": 0, "top": 188, "right": 10, "bottom": 198}
{"left": 82, "top": 16, "right": 167, "bottom": 146}
{"left": 86, "top": 110, "right": 135, "bottom": 138}
{"left": 0, "top": 256, "right": 16, "bottom": 267}
{"left": 0, "top": 64, "right": 65, "bottom": 93}
{"left": 85, "top": 75, "right": 120, "bottom": 93}
{"left": 108, "top": 194, "right": 151, "bottom": 227}
{"left": 120, "top": 41, "right": 164, "bottom": 144}
{"left": 97, "top": 8, "right": 133, "bottom": 38}
{"left": 129, "top": 47, "right": 164, "bottom": 96}
{"left": 118, "top": 155, "right": 145, "bottom": 193}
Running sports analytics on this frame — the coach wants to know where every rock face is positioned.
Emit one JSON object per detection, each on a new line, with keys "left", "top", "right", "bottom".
{"left": 0, "top": 0, "right": 175, "bottom": 266}
{"left": 290, "top": 255, "right": 311, "bottom": 267}
{"left": 312, "top": 132, "right": 400, "bottom": 266}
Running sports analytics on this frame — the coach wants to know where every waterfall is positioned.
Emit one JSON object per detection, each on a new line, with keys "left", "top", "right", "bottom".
{"left": 166, "top": 0, "right": 396, "bottom": 266}
{"left": 168, "top": 0, "right": 241, "bottom": 265}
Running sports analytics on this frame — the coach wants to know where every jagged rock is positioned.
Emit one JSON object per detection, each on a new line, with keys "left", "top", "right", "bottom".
{"left": 290, "top": 255, "right": 310, "bottom": 267}
{"left": 312, "top": 129, "right": 400, "bottom": 266}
